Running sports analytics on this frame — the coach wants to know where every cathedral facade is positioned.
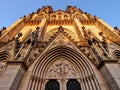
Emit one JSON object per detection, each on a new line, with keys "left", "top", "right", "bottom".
{"left": 0, "top": 6, "right": 120, "bottom": 90}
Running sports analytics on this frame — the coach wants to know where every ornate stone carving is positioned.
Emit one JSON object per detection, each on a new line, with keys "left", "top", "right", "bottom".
{"left": 50, "top": 10, "right": 70, "bottom": 20}
{"left": 46, "top": 58, "right": 78, "bottom": 78}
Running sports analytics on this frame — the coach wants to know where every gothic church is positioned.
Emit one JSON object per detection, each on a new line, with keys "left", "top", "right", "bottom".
{"left": 0, "top": 6, "right": 120, "bottom": 90}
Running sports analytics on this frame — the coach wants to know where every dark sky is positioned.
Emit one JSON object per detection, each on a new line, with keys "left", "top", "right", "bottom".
{"left": 0, "top": 0, "right": 120, "bottom": 28}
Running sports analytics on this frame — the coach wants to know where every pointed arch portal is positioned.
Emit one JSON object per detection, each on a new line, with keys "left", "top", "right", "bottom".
{"left": 27, "top": 46, "right": 101, "bottom": 90}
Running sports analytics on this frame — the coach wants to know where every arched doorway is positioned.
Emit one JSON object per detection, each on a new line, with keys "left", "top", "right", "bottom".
{"left": 28, "top": 46, "right": 101, "bottom": 90}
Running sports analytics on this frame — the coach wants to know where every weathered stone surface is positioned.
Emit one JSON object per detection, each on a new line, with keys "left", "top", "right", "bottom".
{"left": 0, "top": 64, "right": 25, "bottom": 90}
{"left": 100, "top": 63, "right": 120, "bottom": 90}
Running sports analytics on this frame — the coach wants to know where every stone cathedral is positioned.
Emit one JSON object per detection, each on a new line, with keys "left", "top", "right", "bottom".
{"left": 0, "top": 6, "right": 120, "bottom": 90}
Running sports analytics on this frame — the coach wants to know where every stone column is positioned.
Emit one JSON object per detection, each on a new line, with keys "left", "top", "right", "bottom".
{"left": 0, "top": 61, "right": 26, "bottom": 90}
{"left": 98, "top": 60, "right": 120, "bottom": 90}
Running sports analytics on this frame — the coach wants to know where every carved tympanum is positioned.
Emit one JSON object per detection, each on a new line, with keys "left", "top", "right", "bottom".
{"left": 46, "top": 58, "right": 78, "bottom": 78}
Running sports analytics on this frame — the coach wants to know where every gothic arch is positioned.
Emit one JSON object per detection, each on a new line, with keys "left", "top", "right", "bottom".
{"left": 112, "top": 49, "right": 120, "bottom": 60}
{"left": 0, "top": 51, "right": 11, "bottom": 75}
{"left": 27, "top": 46, "right": 101, "bottom": 90}
{"left": 0, "top": 51, "right": 11, "bottom": 61}
{"left": 44, "top": 27, "right": 78, "bottom": 41}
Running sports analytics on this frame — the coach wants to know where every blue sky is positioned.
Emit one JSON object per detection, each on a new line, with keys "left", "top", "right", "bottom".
{"left": 0, "top": 0, "right": 120, "bottom": 28}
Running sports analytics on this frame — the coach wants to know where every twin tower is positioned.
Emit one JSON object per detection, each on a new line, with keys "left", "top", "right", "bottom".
{"left": 0, "top": 6, "right": 120, "bottom": 90}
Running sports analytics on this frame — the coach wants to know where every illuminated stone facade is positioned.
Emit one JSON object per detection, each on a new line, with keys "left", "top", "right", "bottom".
{"left": 0, "top": 6, "right": 120, "bottom": 90}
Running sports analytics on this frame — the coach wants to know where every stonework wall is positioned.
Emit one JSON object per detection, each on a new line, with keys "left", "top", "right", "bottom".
{"left": 0, "top": 64, "right": 25, "bottom": 90}
{"left": 100, "top": 63, "right": 120, "bottom": 90}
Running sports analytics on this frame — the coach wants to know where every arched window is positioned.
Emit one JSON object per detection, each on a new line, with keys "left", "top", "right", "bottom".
{"left": 45, "top": 79, "right": 60, "bottom": 90}
{"left": 67, "top": 79, "right": 81, "bottom": 90}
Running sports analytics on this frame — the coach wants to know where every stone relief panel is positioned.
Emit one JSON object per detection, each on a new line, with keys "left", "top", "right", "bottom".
{"left": 46, "top": 58, "right": 79, "bottom": 79}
